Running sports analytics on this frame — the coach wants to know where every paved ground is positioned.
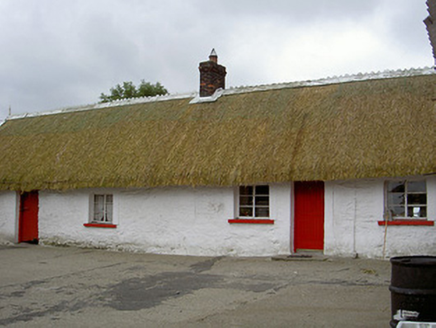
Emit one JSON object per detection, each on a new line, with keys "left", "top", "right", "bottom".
{"left": 0, "top": 244, "right": 392, "bottom": 327}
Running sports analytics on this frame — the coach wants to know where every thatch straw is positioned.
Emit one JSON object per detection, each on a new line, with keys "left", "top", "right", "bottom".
{"left": 0, "top": 74, "right": 435, "bottom": 191}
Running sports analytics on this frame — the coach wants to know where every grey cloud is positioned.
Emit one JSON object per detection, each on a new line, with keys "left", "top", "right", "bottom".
{"left": 0, "top": 0, "right": 432, "bottom": 119}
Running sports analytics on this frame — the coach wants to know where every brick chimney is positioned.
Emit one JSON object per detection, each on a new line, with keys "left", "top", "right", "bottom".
{"left": 199, "top": 49, "right": 227, "bottom": 97}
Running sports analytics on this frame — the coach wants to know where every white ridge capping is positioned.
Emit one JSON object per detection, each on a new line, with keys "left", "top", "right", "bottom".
{"left": 7, "top": 92, "right": 196, "bottom": 120}
{"left": 6, "top": 67, "right": 435, "bottom": 120}
{"left": 222, "top": 66, "right": 435, "bottom": 96}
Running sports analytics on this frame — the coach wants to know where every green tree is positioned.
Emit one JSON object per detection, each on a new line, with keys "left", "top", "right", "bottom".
{"left": 99, "top": 80, "right": 168, "bottom": 103}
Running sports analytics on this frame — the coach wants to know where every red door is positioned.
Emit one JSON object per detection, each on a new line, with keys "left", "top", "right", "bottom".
{"left": 294, "top": 181, "right": 324, "bottom": 252}
{"left": 19, "top": 191, "right": 39, "bottom": 244}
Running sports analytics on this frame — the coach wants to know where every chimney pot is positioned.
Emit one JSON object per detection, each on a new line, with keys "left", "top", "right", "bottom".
{"left": 209, "top": 48, "right": 218, "bottom": 63}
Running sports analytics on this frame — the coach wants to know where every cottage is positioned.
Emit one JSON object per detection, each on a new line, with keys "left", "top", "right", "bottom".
{"left": 0, "top": 51, "right": 435, "bottom": 259}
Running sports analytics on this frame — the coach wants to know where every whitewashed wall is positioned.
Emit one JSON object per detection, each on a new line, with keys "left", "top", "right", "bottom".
{"left": 38, "top": 184, "right": 291, "bottom": 257}
{"left": 0, "top": 191, "right": 17, "bottom": 243}
{"left": 5, "top": 177, "right": 435, "bottom": 258}
{"left": 324, "top": 176, "right": 436, "bottom": 259}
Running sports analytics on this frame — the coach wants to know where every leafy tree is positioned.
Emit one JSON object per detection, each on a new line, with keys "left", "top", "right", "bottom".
{"left": 99, "top": 80, "right": 168, "bottom": 103}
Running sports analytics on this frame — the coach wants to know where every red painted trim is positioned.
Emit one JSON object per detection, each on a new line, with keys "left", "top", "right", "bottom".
{"left": 83, "top": 223, "right": 117, "bottom": 228}
{"left": 377, "top": 220, "right": 434, "bottom": 226}
{"left": 228, "top": 219, "right": 274, "bottom": 224}
{"left": 19, "top": 191, "right": 39, "bottom": 243}
{"left": 294, "top": 181, "right": 324, "bottom": 252}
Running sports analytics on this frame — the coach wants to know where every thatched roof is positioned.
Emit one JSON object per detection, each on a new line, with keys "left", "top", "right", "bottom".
{"left": 0, "top": 68, "right": 435, "bottom": 191}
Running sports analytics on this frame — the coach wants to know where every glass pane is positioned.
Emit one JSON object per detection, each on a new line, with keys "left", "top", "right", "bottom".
{"left": 407, "top": 194, "right": 426, "bottom": 205}
{"left": 255, "top": 196, "right": 269, "bottom": 206}
{"left": 95, "top": 194, "right": 104, "bottom": 204}
{"left": 255, "top": 185, "right": 269, "bottom": 195}
{"left": 240, "top": 196, "right": 253, "bottom": 206}
{"left": 407, "top": 206, "right": 426, "bottom": 218}
{"left": 105, "top": 196, "right": 113, "bottom": 222}
{"left": 255, "top": 207, "right": 269, "bottom": 217}
{"left": 389, "top": 206, "right": 405, "bottom": 218}
{"left": 239, "top": 207, "right": 253, "bottom": 217}
{"left": 388, "top": 193, "right": 405, "bottom": 206}
{"left": 240, "top": 186, "right": 253, "bottom": 196}
{"left": 388, "top": 181, "right": 405, "bottom": 193}
{"left": 94, "top": 195, "right": 105, "bottom": 221}
{"left": 407, "top": 181, "right": 426, "bottom": 193}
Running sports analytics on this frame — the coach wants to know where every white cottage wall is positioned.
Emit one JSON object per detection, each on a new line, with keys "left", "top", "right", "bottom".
{"left": 0, "top": 191, "right": 17, "bottom": 243}
{"left": 324, "top": 177, "right": 436, "bottom": 259}
{"left": 324, "top": 180, "right": 365, "bottom": 258}
{"left": 38, "top": 184, "right": 291, "bottom": 256}
{"left": 4, "top": 178, "right": 435, "bottom": 258}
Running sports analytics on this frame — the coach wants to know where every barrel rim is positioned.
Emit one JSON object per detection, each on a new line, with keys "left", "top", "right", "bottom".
{"left": 391, "top": 255, "right": 436, "bottom": 266}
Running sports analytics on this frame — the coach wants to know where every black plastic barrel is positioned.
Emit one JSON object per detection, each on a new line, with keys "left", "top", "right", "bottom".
{"left": 390, "top": 256, "right": 436, "bottom": 327}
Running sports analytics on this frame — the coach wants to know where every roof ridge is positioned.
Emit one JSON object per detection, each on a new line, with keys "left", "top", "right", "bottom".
{"left": 7, "top": 92, "right": 197, "bottom": 120}
{"left": 7, "top": 66, "right": 434, "bottom": 120}
{"left": 224, "top": 66, "right": 436, "bottom": 95}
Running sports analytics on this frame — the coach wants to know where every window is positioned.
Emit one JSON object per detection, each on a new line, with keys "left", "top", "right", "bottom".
{"left": 386, "top": 180, "right": 427, "bottom": 219}
{"left": 92, "top": 194, "right": 113, "bottom": 223}
{"left": 239, "top": 185, "right": 270, "bottom": 218}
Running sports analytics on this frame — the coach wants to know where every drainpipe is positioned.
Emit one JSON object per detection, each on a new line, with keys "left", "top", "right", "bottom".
{"left": 353, "top": 184, "right": 357, "bottom": 258}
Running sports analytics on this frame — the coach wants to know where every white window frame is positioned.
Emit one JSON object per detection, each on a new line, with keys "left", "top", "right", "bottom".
{"left": 385, "top": 180, "right": 427, "bottom": 220}
{"left": 90, "top": 194, "right": 114, "bottom": 224}
{"left": 238, "top": 185, "right": 270, "bottom": 218}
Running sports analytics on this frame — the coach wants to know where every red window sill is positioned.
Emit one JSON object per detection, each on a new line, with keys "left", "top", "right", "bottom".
{"left": 377, "top": 220, "right": 434, "bottom": 226}
{"left": 228, "top": 219, "right": 274, "bottom": 224}
{"left": 83, "top": 223, "right": 117, "bottom": 228}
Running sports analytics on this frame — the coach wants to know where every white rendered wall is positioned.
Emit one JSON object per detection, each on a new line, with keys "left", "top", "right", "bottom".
{"left": 38, "top": 184, "right": 291, "bottom": 257}
{"left": 324, "top": 177, "right": 436, "bottom": 259}
{"left": 8, "top": 177, "right": 436, "bottom": 258}
{"left": 0, "top": 191, "right": 18, "bottom": 243}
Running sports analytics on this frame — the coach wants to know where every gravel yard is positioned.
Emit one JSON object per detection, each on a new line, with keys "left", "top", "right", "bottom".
{"left": 0, "top": 244, "right": 391, "bottom": 327}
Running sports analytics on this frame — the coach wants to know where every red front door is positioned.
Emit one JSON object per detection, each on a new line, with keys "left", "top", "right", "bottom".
{"left": 294, "top": 181, "right": 324, "bottom": 252}
{"left": 19, "top": 191, "right": 39, "bottom": 244}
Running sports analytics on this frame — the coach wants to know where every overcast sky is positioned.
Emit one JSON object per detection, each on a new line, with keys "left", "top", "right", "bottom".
{"left": 0, "top": 0, "right": 433, "bottom": 120}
